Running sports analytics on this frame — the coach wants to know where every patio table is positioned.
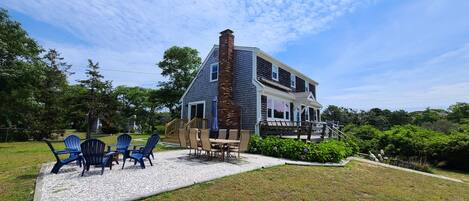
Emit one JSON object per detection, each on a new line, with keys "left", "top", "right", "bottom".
{"left": 209, "top": 139, "right": 240, "bottom": 161}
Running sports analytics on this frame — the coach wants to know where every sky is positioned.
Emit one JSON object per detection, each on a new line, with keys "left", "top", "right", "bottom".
{"left": 1, "top": 0, "right": 468, "bottom": 111}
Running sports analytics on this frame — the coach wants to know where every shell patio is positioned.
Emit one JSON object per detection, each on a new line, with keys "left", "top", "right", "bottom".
{"left": 35, "top": 150, "right": 289, "bottom": 201}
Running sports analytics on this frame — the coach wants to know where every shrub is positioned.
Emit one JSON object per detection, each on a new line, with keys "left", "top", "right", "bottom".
{"left": 441, "top": 133, "right": 469, "bottom": 170}
{"left": 344, "top": 124, "right": 382, "bottom": 153}
{"left": 248, "top": 136, "right": 357, "bottom": 163}
{"left": 155, "top": 125, "right": 165, "bottom": 135}
{"left": 376, "top": 125, "right": 449, "bottom": 162}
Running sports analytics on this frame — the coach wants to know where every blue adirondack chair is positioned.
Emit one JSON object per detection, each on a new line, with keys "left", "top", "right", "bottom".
{"left": 80, "top": 139, "right": 114, "bottom": 176}
{"left": 64, "top": 135, "right": 81, "bottom": 158}
{"left": 113, "top": 134, "right": 132, "bottom": 163}
{"left": 122, "top": 134, "right": 160, "bottom": 169}
{"left": 44, "top": 140, "right": 82, "bottom": 174}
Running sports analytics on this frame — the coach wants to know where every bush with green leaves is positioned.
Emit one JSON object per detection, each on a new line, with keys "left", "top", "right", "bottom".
{"left": 346, "top": 124, "right": 469, "bottom": 170}
{"left": 344, "top": 124, "right": 382, "bottom": 153}
{"left": 248, "top": 135, "right": 357, "bottom": 163}
{"left": 376, "top": 125, "right": 449, "bottom": 161}
{"left": 442, "top": 133, "right": 469, "bottom": 169}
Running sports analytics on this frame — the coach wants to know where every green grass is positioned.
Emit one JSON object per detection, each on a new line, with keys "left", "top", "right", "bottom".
{"left": 1, "top": 131, "right": 468, "bottom": 201}
{"left": 147, "top": 161, "right": 469, "bottom": 201}
{"left": 0, "top": 130, "right": 174, "bottom": 201}
{"left": 432, "top": 168, "right": 469, "bottom": 183}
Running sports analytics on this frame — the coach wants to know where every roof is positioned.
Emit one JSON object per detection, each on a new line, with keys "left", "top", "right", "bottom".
{"left": 179, "top": 44, "right": 319, "bottom": 102}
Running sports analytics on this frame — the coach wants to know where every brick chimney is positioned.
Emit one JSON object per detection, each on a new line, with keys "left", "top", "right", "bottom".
{"left": 218, "top": 29, "right": 240, "bottom": 129}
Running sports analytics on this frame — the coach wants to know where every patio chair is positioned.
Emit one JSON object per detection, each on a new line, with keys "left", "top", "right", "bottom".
{"left": 178, "top": 128, "right": 191, "bottom": 153}
{"left": 64, "top": 134, "right": 81, "bottom": 153}
{"left": 80, "top": 139, "right": 114, "bottom": 176}
{"left": 63, "top": 134, "right": 81, "bottom": 166}
{"left": 189, "top": 128, "right": 202, "bottom": 157}
{"left": 110, "top": 134, "right": 132, "bottom": 164}
{"left": 122, "top": 134, "right": 160, "bottom": 169}
{"left": 44, "top": 140, "right": 82, "bottom": 174}
{"left": 200, "top": 129, "right": 221, "bottom": 159}
{"left": 218, "top": 129, "right": 227, "bottom": 139}
{"left": 229, "top": 130, "right": 251, "bottom": 159}
{"left": 228, "top": 129, "right": 239, "bottom": 140}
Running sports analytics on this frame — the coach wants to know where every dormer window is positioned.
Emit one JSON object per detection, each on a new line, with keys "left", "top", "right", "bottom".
{"left": 290, "top": 74, "right": 296, "bottom": 88}
{"left": 272, "top": 64, "right": 278, "bottom": 81}
{"left": 210, "top": 63, "right": 218, "bottom": 82}
{"left": 305, "top": 80, "right": 309, "bottom": 92}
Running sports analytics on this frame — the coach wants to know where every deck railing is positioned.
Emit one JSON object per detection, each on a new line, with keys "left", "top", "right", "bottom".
{"left": 259, "top": 120, "right": 347, "bottom": 141}
{"left": 164, "top": 119, "right": 187, "bottom": 136}
{"left": 164, "top": 118, "right": 208, "bottom": 137}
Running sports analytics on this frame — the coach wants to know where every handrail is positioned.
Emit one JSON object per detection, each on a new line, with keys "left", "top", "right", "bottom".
{"left": 184, "top": 118, "right": 208, "bottom": 130}
{"left": 259, "top": 120, "right": 347, "bottom": 141}
{"left": 164, "top": 119, "right": 188, "bottom": 136}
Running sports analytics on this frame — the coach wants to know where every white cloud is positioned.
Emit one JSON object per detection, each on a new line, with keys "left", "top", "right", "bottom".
{"left": 1, "top": 0, "right": 363, "bottom": 87}
{"left": 317, "top": 0, "right": 469, "bottom": 110}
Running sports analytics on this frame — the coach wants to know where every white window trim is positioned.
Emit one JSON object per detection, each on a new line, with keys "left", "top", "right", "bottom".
{"left": 271, "top": 64, "right": 279, "bottom": 81}
{"left": 266, "top": 96, "right": 290, "bottom": 121}
{"left": 187, "top": 101, "right": 206, "bottom": 120}
{"left": 210, "top": 63, "right": 219, "bottom": 82}
{"left": 290, "top": 74, "right": 296, "bottom": 88}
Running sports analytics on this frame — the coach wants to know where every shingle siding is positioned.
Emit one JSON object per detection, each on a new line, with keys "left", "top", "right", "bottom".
{"left": 309, "top": 83, "right": 316, "bottom": 98}
{"left": 182, "top": 48, "right": 219, "bottom": 124}
{"left": 278, "top": 68, "right": 291, "bottom": 88}
{"left": 182, "top": 48, "right": 257, "bottom": 131}
{"left": 233, "top": 50, "right": 257, "bottom": 130}
{"left": 296, "top": 76, "right": 305, "bottom": 92}
{"left": 256, "top": 56, "right": 271, "bottom": 81}
{"left": 256, "top": 56, "right": 292, "bottom": 90}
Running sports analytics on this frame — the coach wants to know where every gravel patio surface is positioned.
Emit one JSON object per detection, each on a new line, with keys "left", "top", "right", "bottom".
{"left": 35, "top": 150, "right": 288, "bottom": 201}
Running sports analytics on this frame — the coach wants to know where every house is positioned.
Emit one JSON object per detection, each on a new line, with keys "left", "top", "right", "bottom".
{"left": 180, "top": 29, "right": 322, "bottom": 134}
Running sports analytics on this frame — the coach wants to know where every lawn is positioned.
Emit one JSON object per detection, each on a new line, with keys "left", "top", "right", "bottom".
{"left": 1, "top": 132, "right": 468, "bottom": 201}
{"left": 148, "top": 161, "right": 469, "bottom": 201}
{"left": 0, "top": 130, "right": 174, "bottom": 201}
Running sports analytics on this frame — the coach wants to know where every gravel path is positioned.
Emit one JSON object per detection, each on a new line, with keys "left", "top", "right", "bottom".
{"left": 35, "top": 150, "right": 287, "bottom": 201}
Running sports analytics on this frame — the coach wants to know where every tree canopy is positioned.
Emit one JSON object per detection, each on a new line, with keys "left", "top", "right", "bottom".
{"left": 156, "top": 46, "right": 201, "bottom": 117}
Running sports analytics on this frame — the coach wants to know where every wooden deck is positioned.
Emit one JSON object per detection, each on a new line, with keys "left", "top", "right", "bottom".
{"left": 259, "top": 120, "right": 346, "bottom": 142}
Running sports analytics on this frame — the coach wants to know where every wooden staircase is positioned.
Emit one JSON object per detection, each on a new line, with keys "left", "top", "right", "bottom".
{"left": 164, "top": 118, "right": 208, "bottom": 143}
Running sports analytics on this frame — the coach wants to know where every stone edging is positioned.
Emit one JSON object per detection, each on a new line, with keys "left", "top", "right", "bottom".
{"left": 33, "top": 163, "right": 49, "bottom": 201}
{"left": 284, "top": 157, "right": 352, "bottom": 167}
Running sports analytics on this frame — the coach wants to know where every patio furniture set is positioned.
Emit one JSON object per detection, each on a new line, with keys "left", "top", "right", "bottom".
{"left": 178, "top": 128, "right": 250, "bottom": 160}
{"left": 44, "top": 133, "right": 160, "bottom": 176}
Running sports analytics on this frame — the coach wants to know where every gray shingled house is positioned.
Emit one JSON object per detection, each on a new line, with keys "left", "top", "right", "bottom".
{"left": 179, "top": 29, "right": 322, "bottom": 134}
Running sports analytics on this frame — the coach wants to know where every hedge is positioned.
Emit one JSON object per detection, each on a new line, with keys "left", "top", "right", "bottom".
{"left": 249, "top": 136, "right": 358, "bottom": 163}
{"left": 347, "top": 124, "right": 469, "bottom": 170}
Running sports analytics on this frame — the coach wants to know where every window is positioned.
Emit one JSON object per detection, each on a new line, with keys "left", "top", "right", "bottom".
{"left": 305, "top": 80, "right": 309, "bottom": 92}
{"left": 210, "top": 63, "right": 218, "bottom": 82}
{"left": 290, "top": 74, "right": 296, "bottom": 88}
{"left": 267, "top": 96, "right": 290, "bottom": 121}
{"left": 271, "top": 64, "right": 278, "bottom": 81}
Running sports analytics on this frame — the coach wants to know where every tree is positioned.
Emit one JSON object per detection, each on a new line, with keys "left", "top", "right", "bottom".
{"left": 388, "top": 110, "right": 412, "bottom": 126}
{"left": 412, "top": 108, "right": 446, "bottom": 125}
{"left": 78, "top": 60, "right": 113, "bottom": 139}
{"left": 63, "top": 84, "right": 88, "bottom": 131}
{"left": 156, "top": 46, "right": 201, "bottom": 117}
{"left": 114, "top": 86, "right": 150, "bottom": 132}
{"left": 447, "top": 102, "right": 469, "bottom": 123}
{"left": 0, "top": 9, "right": 43, "bottom": 130}
{"left": 35, "top": 49, "right": 72, "bottom": 138}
